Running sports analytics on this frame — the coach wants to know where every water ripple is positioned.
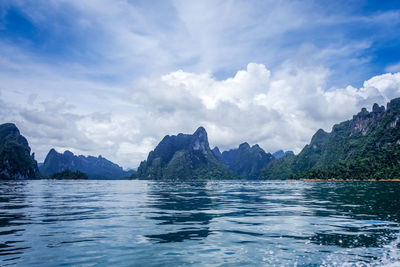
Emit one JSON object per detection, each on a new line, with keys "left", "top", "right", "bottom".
{"left": 0, "top": 180, "right": 398, "bottom": 266}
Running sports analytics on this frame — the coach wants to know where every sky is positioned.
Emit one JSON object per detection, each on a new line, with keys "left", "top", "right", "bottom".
{"left": 1, "top": 0, "right": 400, "bottom": 169}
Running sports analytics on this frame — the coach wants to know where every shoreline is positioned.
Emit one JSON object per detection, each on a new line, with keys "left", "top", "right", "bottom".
{"left": 289, "top": 179, "right": 400, "bottom": 181}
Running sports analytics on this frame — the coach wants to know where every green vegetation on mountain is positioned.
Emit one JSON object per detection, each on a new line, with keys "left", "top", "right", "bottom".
{"left": 292, "top": 145, "right": 400, "bottom": 180}
{"left": 4, "top": 98, "right": 400, "bottom": 181}
{"left": 220, "top": 143, "right": 274, "bottom": 179}
{"left": 259, "top": 98, "right": 400, "bottom": 180}
{"left": 51, "top": 169, "right": 89, "bottom": 180}
{"left": 134, "top": 127, "right": 236, "bottom": 179}
{"left": 259, "top": 153, "right": 296, "bottom": 180}
{"left": 0, "top": 123, "right": 39, "bottom": 179}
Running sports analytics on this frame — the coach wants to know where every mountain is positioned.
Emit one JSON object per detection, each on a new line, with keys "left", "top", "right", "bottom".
{"left": 135, "top": 127, "right": 235, "bottom": 179}
{"left": 220, "top": 143, "right": 274, "bottom": 179}
{"left": 0, "top": 123, "right": 39, "bottom": 179}
{"left": 272, "top": 150, "right": 294, "bottom": 159}
{"left": 259, "top": 98, "right": 400, "bottom": 180}
{"left": 40, "top": 149, "right": 134, "bottom": 179}
{"left": 211, "top": 146, "right": 222, "bottom": 160}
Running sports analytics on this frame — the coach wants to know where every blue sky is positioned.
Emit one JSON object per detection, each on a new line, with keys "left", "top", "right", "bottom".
{"left": 1, "top": 0, "right": 400, "bottom": 85}
{"left": 1, "top": 0, "right": 400, "bottom": 168}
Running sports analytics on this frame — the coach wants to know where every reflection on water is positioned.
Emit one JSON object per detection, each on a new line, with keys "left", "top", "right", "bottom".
{"left": 0, "top": 182, "right": 31, "bottom": 261}
{"left": 0, "top": 180, "right": 398, "bottom": 266}
{"left": 303, "top": 182, "right": 400, "bottom": 250}
{"left": 145, "top": 181, "right": 214, "bottom": 243}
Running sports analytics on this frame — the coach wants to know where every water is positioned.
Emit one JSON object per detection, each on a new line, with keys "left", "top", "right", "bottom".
{"left": 0, "top": 181, "right": 399, "bottom": 266}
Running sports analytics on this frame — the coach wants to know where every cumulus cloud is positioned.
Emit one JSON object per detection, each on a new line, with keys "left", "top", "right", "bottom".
{"left": 1, "top": 63, "right": 400, "bottom": 168}
{"left": 129, "top": 63, "right": 399, "bottom": 159}
{"left": 363, "top": 73, "right": 400, "bottom": 101}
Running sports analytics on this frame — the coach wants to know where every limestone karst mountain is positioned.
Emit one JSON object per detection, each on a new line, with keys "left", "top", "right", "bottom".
{"left": 40, "top": 149, "right": 135, "bottom": 179}
{"left": 260, "top": 98, "right": 400, "bottom": 180}
{"left": 135, "top": 127, "right": 235, "bottom": 179}
{"left": 0, "top": 123, "right": 39, "bottom": 179}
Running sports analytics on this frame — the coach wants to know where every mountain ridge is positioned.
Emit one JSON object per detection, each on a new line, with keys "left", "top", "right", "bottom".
{"left": 259, "top": 97, "right": 400, "bottom": 180}
{"left": 219, "top": 142, "right": 274, "bottom": 179}
{"left": 135, "top": 127, "right": 236, "bottom": 179}
{"left": 40, "top": 149, "right": 134, "bottom": 179}
{"left": 3, "top": 97, "right": 400, "bottom": 180}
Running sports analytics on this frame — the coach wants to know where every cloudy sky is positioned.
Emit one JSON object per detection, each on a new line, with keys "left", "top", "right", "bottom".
{"left": 1, "top": 0, "right": 400, "bottom": 169}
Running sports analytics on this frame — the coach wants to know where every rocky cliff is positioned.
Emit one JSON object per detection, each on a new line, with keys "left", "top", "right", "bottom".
{"left": 0, "top": 123, "right": 39, "bottom": 179}
{"left": 260, "top": 97, "right": 400, "bottom": 180}
{"left": 135, "top": 127, "right": 235, "bottom": 179}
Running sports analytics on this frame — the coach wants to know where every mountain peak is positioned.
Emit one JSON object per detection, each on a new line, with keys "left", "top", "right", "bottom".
{"left": 48, "top": 148, "right": 57, "bottom": 154}
{"left": 350, "top": 102, "right": 387, "bottom": 136}
{"left": 0, "top": 123, "right": 20, "bottom": 139}
{"left": 250, "top": 144, "right": 262, "bottom": 152}
{"left": 212, "top": 146, "right": 222, "bottom": 160}
{"left": 135, "top": 127, "right": 233, "bottom": 179}
{"left": 63, "top": 150, "right": 75, "bottom": 159}
{"left": 311, "top": 129, "right": 328, "bottom": 144}
{"left": 192, "top": 127, "right": 209, "bottom": 153}
{"left": 193, "top": 126, "right": 207, "bottom": 139}
{"left": 372, "top": 103, "right": 385, "bottom": 113}
{"left": 0, "top": 123, "right": 18, "bottom": 131}
{"left": 238, "top": 142, "right": 250, "bottom": 150}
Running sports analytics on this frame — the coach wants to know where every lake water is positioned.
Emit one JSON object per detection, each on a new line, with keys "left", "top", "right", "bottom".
{"left": 0, "top": 180, "right": 399, "bottom": 266}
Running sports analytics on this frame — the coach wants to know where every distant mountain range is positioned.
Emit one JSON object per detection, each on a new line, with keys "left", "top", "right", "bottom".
{"left": 2, "top": 97, "right": 400, "bottom": 180}
{"left": 40, "top": 149, "right": 135, "bottom": 179}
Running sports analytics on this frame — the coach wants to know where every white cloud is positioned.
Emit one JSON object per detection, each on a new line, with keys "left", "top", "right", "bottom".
{"left": 158, "top": 63, "right": 270, "bottom": 110}
{"left": 363, "top": 72, "right": 400, "bottom": 102}
{"left": 1, "top": 62, "right": 400, "bottom": 168}
{"left": 128, "top": 63, "right": 399, "bottom": 160}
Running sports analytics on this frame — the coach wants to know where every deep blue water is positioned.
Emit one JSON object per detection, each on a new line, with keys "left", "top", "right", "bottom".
{"left": 0, "top": 180, "right": 399, "bottom": 266}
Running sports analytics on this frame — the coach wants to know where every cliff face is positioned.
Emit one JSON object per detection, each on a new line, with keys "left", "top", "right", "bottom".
{"left": 260, "top": 97, "right": 400, "bottom": 180}
{"left": 350, "top": 104, "right": 385, "bottom": 136}
{"left": 135, "top": 127, "right": 235, "bottom": 179}
{"left": 220, "top": 143, "right": 274, "bottom": 179}
{"left": 211, "top": 147, "right": 222, "bottom": 160}
{"left": 0, "top": 123, "right": 39, "bottom": 180}
{"left": 40, "top": 149, "right": 133, "bottom": 179}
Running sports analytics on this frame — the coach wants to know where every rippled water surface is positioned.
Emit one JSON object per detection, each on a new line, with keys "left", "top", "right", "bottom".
{"left": 0, "top": 180, "right": 399, "bottom": 266}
